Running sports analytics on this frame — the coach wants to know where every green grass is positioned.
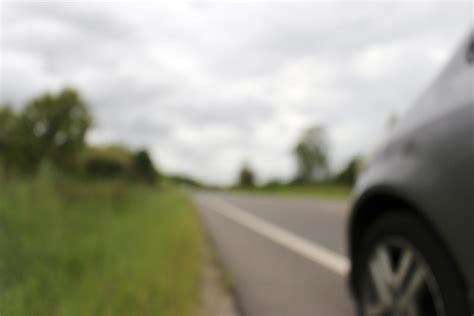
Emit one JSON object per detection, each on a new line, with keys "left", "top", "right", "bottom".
{"left": 234, "top": 184, "right": 352, "bottom": 199}
{"left": 0, "top": 169, "right": 203, "bottom": 315}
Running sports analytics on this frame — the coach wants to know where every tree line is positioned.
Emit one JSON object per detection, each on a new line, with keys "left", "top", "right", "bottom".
{"left": 1, "top": 87, "right": 362, "bottom": 188}
{"left": 237, "top": 125, "right": 363, "bottom": 188}
{"left": 0, "top": 88, "right": 158, "bottom": 184}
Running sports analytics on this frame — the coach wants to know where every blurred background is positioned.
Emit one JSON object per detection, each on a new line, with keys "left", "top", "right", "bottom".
{"left": 2, "top": 2, "right": 472, "bottom": 186}
{"left": 0, "top": 1, "right": 472, "bottom": 315}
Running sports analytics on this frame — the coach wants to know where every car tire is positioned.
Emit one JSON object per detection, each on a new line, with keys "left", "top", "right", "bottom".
{"left": 353, "top": 211, "right": 469, "bottom": 316}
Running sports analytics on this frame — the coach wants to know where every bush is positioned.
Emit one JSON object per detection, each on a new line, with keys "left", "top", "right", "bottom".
{"left": 237, "top": 164, "right": 255, "bottom": 187}
{"left": 332, "top": 156, "right": 363, "bottom": 185}
{"left": 78, "top": 146, "right": 132, "bottom": 180}
{"left": 78, "top": 146, "right": 159, "bottom": 184}
{"left": 131, "top": 150, "right": 158, "bottom": 184}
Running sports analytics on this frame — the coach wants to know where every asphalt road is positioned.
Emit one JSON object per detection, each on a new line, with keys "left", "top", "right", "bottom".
{"left": 195, "top": 192, "right": 356, "bottom": 316}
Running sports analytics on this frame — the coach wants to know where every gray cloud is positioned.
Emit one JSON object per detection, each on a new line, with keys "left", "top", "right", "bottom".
{"left": 1, "top": 1, "right": 472, "bottom": 184}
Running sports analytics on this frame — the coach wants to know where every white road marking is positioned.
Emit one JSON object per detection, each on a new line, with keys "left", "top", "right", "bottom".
{"left": 204, "top": 195, "right": 350, "bottom": 276}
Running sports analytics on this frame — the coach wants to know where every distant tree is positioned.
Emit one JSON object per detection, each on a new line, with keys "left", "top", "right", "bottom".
{"left": 264, "top": 179, "right": 285, "bottom": 188}
{"left": 333, "top": 156, "right": 363, "bottom": 185}
{"left": 0, "top": 105, "right": 19, "bottom": 175}
{"left": 238, "top": 164, "right": 255, "bottom": 187}
{"left": 166, "top": 174, "right": 203, "bottom": 188}
{"left": 132, "top": 150, "right": 159, "bottom": 184}
{"left": 18, "top": 88, "right": 92, "bottom": 172}
{"left": 293, "top": 125, "right": 329, "bottom": 184}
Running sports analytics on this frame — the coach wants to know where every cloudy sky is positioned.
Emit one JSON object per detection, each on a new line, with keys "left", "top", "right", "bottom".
{"left": 1, "top": 1, "right": 472, "bottom": 184}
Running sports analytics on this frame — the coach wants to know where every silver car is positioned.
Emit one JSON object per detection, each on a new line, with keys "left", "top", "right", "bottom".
{"left": 348, "top": 30, "right": 474, "bottom": 316}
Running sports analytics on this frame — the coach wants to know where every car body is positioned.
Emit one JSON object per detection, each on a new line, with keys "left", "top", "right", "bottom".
{"left": 348, "top": 30, "right": 473, "bottom": 315}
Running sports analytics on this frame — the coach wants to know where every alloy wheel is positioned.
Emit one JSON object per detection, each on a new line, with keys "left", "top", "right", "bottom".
{"left": 360, "top": 237, "right": 445, "bottom": 316}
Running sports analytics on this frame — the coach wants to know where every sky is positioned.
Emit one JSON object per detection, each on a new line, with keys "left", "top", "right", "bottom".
{"left": 1, "top": 1, "right": 473, "bottom": 185}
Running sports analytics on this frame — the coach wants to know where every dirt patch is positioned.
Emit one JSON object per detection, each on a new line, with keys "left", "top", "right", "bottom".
{"left": 200, "top": 238, "right": 239, "bottom": 316}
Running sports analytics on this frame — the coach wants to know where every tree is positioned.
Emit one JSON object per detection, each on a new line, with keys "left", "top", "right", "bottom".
{"left": 238, "top": 164, "right": 255, "bottom": 187}
{"left": 132, "top": 150, "right": 159, "bottom": 184}
{"left": 293, "top": 125, "right": 329, "bottom": 184}
{"left": 333, "top": 156, "right": 363, "bottom": 185}
{"left": 18, "top": 88, "right": 92, "bottom": 172}
{"left": 0, "top": 106, "right": 19, "bottom": 175}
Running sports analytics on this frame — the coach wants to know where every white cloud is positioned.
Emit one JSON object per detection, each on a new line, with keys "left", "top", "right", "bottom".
{"left": 1, "top": 1, "right": 472, "bottom": 184}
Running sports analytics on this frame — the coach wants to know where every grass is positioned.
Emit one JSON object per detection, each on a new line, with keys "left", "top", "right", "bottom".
{"left": 234, "top": 184, "right": 352, "bottom": 199}
{"left": 0, "top": 168, "right": 203, "bottom": 316}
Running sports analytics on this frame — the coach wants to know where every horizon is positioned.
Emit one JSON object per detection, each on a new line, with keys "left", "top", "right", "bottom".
{"left": 1, "top": 1, "right": 472, "bottom": 185}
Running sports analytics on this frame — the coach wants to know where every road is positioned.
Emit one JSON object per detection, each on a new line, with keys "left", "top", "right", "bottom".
{"left": 195, "top": 192, "right": 356, "bottom": 316}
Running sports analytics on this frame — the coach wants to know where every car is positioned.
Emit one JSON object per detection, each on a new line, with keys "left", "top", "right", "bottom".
{"left": 348, "top": 30, "right": 474, "bottom": 316}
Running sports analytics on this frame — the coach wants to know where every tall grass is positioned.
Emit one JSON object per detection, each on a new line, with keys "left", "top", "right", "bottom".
{"left": 0, "top": 168, "right": 202, "bottom": 315}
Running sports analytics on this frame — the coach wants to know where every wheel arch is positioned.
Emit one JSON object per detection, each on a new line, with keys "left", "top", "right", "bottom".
{"left": 348, "top": 186, "right": 468, "bottom": 297}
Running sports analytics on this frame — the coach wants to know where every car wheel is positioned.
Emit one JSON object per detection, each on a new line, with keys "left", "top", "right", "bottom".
{"left": 354, "top": 211, "right": 469, "bottom": 316}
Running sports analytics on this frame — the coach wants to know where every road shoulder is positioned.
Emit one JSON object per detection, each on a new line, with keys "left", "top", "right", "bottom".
{"left": 200, "top": 229, "right": 240, "bottom": 316}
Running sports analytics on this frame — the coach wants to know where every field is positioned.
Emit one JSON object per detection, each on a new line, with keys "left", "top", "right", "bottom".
{"left": 0, "top": 169, "right": 203, "bottom": 315}
{"left": 235, "top": 184, "right": 352, "bottom": 200}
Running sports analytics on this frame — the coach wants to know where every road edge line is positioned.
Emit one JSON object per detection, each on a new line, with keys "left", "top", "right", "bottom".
{"left": 204, "top": 196, "right": 350, "bottom": 277}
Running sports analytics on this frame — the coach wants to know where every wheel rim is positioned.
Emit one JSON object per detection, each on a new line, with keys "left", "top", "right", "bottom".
{"left": 360, "top": 237, "right": 445, "bottom": 316}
